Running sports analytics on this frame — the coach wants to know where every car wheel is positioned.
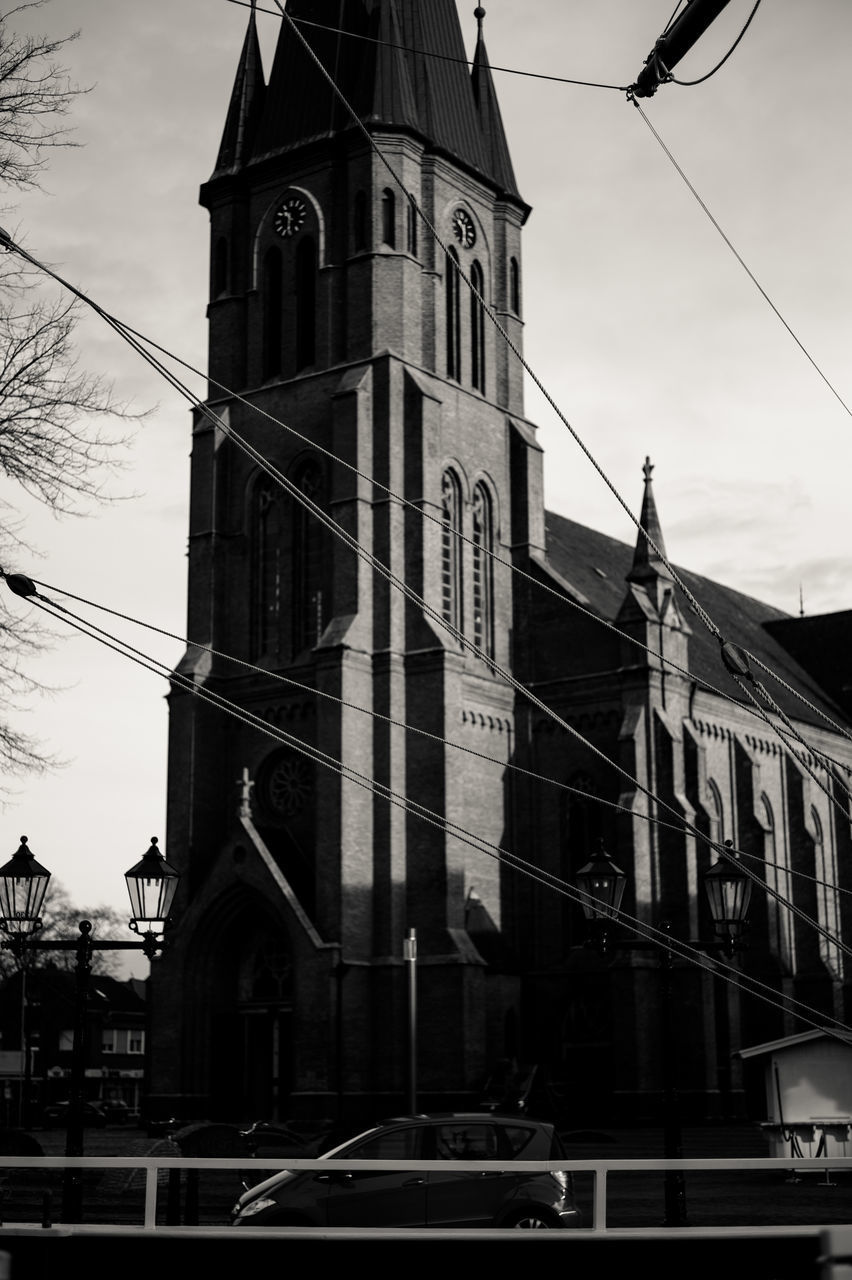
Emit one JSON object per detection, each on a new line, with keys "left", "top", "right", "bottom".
{"left": 504, "top": 1209, "right": 559, "bottom": 1229}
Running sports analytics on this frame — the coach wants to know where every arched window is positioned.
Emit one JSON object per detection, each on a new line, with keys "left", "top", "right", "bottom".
{"left": 762, "top": 795, "right": 793, "bottom": 971}
{"left": 213, "top": 236, "right": 229, "bottom": 298}
{"left": 441, "top": 469, "right": 463, "bottom": 635}
{"left": 295, "top": 236, "right": 316, "bottom": 370}
{"left": 509, "top": 256, "right": 520, "bottom": 315}
{"left": 470, "top": 260, "right": 486, "bottom": 392}
{"left": 472, "top": 482, "right": 494, "bottom": 659}
{"left": 706, "top": 779, "right": 724, "bottom": 843}
{"left": 381, "top": 188, "right": 396, "bottom": 248}
{"left": 446, "top": 248, "right": 461, "bottom": 381}
{"left": 812, "top": 807, "right": 840, "bottom": 973}
{"left": 251, "top": 475, "right": 282, "bottom": 658}
{"left": 354, "top": 190, "right": 367, "bottom": 251}
{"left": 292, "top": 460, "right": 323, "bottom": 653}
{"left": 407, "top": 195, "right": 418, "bottom": 257}
{"left": 262, "top": 246, "right": 283, "bottom": 379}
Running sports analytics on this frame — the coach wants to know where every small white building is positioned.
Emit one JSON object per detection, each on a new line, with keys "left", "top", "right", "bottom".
{"left": 737, "top": 1029, "right": 852, "bottom": 1158}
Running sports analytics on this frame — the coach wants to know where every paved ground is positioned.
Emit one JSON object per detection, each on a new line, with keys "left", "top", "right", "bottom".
{"left": 2, "top": 1120, "right": 850, "bottom": 1231}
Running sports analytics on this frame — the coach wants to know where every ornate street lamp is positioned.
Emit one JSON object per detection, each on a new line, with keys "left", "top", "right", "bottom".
{"left": 124, "top": 837, "right": 181, "bottom": 952}
{"left": 703, "top": 844, "right": 753, "bottom": 956}
{"left": 0, "top": 836, "right": 51, "bottom": 937}
{"left": 572, "top": 837, "right": 753, "bottom": 1227}
{"left": 0, "top": 834, "right": 180, "bottom": 1223}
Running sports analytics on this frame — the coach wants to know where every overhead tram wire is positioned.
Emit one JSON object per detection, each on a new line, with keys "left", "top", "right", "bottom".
{"left": 15, "top": 579, "right": 852, "bottom": 1046}
{"left": 42, "top": 289, "right": 852, "bottom": 781}
{"left": 1, "top": 31, "right": 849, "bottom": 953}
{"left": 629, "top": 97, "right": 852, "bottom": 427}
{"left": 20, "top": 568, "right": 852, "bottom": 908}
{"left": 0, "top": 238, "right": 847, "bottom": 942}
{"left": 269, "top": 2, "right": 852, "bottom": 824}
{"left": 78, "top": 313, "right": 852, "bottom": 776}
{"left": 224, "top": 0, "right": 630, "bottom": 93}
{"left": 218, "top": 6, "right": 852, "bottom": 775}
{"left": 235, "top": 4, "right": 852, "bottom": 780}
{"left": 4, "top": 432, "right": 849, "bottom": 972}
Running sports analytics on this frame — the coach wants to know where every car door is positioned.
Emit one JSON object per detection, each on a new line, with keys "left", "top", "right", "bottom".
{"left": 425, "top": 1121, "right": 513, "bottom": 1226}
{"left": 324, "top": 1124, "right": 427, "bottom": 1226}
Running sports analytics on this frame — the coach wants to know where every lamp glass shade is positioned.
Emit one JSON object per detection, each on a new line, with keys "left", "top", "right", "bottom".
{"left": 703, "top": 851, "right": 752, "bottom": 938}
{"left": 0, "top": 838, "right": 51, "bottom": 935}
{"left": 574, "top": 846, "right": 627, "bottom": 921}
{"left": 125, "top": 838, "right": 180, "bottom": 932}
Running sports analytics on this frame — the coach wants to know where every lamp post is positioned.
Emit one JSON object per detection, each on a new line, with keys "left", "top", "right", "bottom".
{"left": 0, "top": 834, "right": 180, "bottom": 1224}
{"left": 574, "top": 838, "right": 752, "bottom": 1227}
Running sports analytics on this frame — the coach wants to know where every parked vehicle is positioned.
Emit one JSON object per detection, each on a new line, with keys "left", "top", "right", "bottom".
{"left": 97, "top": 1099, "right": 132, "bottom": 1124}
{"left": 41, "top": 1101, "right": 108, "bottom": 1129}
{"left": 232, "top": 1112, "right": 582, "bottom": 1229}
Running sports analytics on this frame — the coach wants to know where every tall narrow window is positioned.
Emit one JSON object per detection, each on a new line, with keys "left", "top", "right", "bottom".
{"left": 763, "top": 796, "right": 793, "bottom": 971}
{"left": 354, "top": 190, "right": 367, "bottom": 251}
{"left": 295, "top": 236, "right": 316, "bottom": 370}
{"left": 262, "top": 246, "right": 283, "bottom": 379}
{"left": 251, "top": 475, "right": 282, "bottom": 658}
{"left": 213, "top": 236, "right": 229, "bottom": 298}
{"left": 470, "top": 260, "right": 486, "bottom": 392}
{"left": 381, "top": 188, "right": 396, "bottom": 248}
{"left": 509, "top": 256, "right": 520, "bottom": 315}
{"left": 446, "top": 249, "right": 461, "bottom": 381}
{"left": 292, "top": 460, "right": 323, "bottom": 654}
{"left": 441, "top": 470, "right": 463, "bottom": 635}
{"left": 472, "top": 483, "right": 494, "bottom": 658}
{"left": 813, "top": 807, "right": 840, "bottom": 973}
{"left": 407, "top": 195, "right": 418, "bottom": 257}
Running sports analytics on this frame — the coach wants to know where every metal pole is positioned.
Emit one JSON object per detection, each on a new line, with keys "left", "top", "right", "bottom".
{"left": 62, "top": 921, "right": 93, "bottom": 1223}
{"left": 660, "top": 922, "right": 687, "bottom": 1227}
{"left": 404, "top": 929, "right": 417, "bottom": 1113}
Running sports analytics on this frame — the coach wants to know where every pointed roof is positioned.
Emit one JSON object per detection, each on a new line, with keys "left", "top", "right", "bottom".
{"left": 247, "top": 1, "right": 524, "bottom": 205}
{"left": 628, "top": 457, "right": 673, "bottom": 585}
{"left": 214, "top": 3, "right": 266, "bottom": 175}
{"left": 471, "top": 8, "right": 521, "bottom": 202}
{"left": 542, "top": 509, "right": 852, "bottom": 731}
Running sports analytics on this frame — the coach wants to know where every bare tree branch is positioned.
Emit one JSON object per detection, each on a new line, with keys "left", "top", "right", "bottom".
{"left": 0, "top": 3, "right": 141, "bottom": 783}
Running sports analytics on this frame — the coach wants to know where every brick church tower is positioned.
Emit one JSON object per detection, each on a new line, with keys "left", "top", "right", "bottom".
{"left": 150, "top": 1, "right": 541, "bottom": 1125}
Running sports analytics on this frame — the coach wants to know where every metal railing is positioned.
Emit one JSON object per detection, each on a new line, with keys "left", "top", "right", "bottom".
{"left": 1, "top": 1152, "right": 851, "bottom": 1233}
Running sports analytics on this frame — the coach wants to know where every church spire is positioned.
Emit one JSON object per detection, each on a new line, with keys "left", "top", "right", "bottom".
{"left": 471, "top": 7, "right": 522, "bottom": 202}
{"left": 214, "top": 1, "right": 265, "bottom": 174}
{"left": 361, "top": 0, "right": 420, "bottom": 133}
{"left": 628, "top": 457, "right": 673, "bottom": 585}
{"left": 249, "top": 1, "right": 524, "bottom": 206}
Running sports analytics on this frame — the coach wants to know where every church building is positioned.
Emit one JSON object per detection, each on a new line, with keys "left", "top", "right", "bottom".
{"left": 148, "top": 1, "right": 852, "bottom": 1130}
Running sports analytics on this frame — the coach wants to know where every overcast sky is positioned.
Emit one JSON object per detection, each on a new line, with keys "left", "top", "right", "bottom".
{"left": 2, "top": 1, "right": 850, "bottom": 973}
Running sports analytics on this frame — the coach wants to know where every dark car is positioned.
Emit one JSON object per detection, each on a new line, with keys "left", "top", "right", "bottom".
{"left": 41, "top": 1101, "right": 108, "bottom": 1129}
{"left": 98, "top": 1099, "right": 132, "bottom": 1125}
{"left": 232, "top": 1113, "right": 582, "bottom": 1230}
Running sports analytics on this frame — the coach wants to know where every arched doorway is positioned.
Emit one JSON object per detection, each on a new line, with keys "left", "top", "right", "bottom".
{"left": 237, "top": 930, "right": 294, "bottom": 1122}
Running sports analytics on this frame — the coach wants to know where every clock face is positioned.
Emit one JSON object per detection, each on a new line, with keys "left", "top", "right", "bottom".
{"left": 452, "top": 207, "right": 476, "bottom": 248}
{"left": 274, "top": 196, "right": 307, "bottom": 238}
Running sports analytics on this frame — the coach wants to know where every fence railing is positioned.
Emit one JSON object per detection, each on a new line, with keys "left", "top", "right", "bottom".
{"left": 1, "top": 1153, "right": 851, "bottom": 1232}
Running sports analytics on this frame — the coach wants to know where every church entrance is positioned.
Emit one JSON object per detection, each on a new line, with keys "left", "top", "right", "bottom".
{"left": 240, "top": 1004, "right": 292, "bottom": 1122}
{"left": 237, "top": 933, "right": 294, "bottom": 1123}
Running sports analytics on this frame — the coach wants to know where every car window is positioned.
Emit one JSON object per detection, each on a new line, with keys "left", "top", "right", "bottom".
{"left": 434, "top": 1123, "right": 498, "bottom": 1159}
{"left": 500, "top": 1125, "right": 536, "bottom": 1157}
{"left": 344, "top": 1127, "right": 421, "bottom": 1160}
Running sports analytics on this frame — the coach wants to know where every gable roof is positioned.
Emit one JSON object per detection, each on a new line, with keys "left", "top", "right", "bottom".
{"left": 544, "top": 509, "right": 852, "bottom": 734}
